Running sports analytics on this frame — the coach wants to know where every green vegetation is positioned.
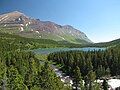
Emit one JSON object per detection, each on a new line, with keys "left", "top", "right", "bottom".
{"left": 0, "top": 24, "right": 91, "bottom": 45}
{"left": 102, "top": 79, "right": 108, "bottom": 90}
{"left": 0, "top": 32, "right": 64, "bottom": 50}
{"left": 35, "top": 54, "right": 48, "bottom": 61}
{"left": 0, "top": 31, "right": 86, "bottom": 48}
{"left": 0, "top": 28, "right": 120, "bottom": 90}
{"left": 87, "top": 38, "right": 120, "bottom": 47}
{"left": 48, "top": 45, "right": 120, "bottom": 89}
{"left": 0, "top": 26, "right": 20, "bottom": 34}
{"left": 0, "top": 32, "right": 71, "bottom": 90}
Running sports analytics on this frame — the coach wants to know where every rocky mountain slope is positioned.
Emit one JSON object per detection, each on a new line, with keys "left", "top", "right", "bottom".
{"left": 0, "top": 11, "right": 92, "bottom": 44}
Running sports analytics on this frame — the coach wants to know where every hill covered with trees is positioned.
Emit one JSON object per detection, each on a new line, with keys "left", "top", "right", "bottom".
{"left": 48, "top": 45, "right": 120, "bottom": 89}
{"left": 87, "top": 38, "right": 120, "bottom": 47}
{"left": 0, "top": 32, "right": 71, "bottom": 90}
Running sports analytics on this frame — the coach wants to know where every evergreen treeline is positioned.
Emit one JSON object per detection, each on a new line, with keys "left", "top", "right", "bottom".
{"left": 0, "top": 32, "right": 65, "bottom": 50}
{"left": 0, "top": 33, "right": 70, "bottom": 90}
{"left": 86, "top": 39, "right": 120, "bottom": 47}
{"left": 48, "top": 46, "right": 120, "bottom": 89}
{"left": 0, "top": 32, "right": 84, "bottom": 49}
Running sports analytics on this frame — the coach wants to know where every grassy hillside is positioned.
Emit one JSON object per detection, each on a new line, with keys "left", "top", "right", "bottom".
{"left": 0, "top": 30, "right": 87, "bottom": 49}
{"left": 0, "top": 32, "right": 63, "bottom": 49}
{"left": 85, "top": 38, "right": 120, "bottom": 47}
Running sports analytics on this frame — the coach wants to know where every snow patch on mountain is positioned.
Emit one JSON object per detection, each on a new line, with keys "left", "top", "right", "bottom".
{"left": 0, "top": 15, "right": 8, "bottom": 22}
{"left": 20, "top": 24, "right": 24, "bottom": 26}
{"left": 4, "top": 24, "right": 7, "bottom": 27}
{"left": 35, "top": 31, "right": 39, "bottom": 34}
{"left": 31, "top": 29, "right": 33, "bottom": 31}
{"left": 20, "top": 27, "right": 24, "bottom": 31}
{"left": 57, "top": 35, "right": 65, "bottom": 40}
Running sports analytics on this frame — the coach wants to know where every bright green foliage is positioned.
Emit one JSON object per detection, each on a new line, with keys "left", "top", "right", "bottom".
{"left": 93, "top": 82, "right": 101, "bottom": 90}
{"left": 35, "top": 62, "right": 64, "bottom": 90}
{"left": 0, "top": 32, "right": 68, "bottom": 90}
{"left": 7, "top": 66, "right": 27, "bottom": 90}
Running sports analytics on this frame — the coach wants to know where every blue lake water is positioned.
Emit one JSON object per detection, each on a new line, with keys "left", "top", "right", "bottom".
{"left": 33, "top": 47, "right": 106, "bottom": 55}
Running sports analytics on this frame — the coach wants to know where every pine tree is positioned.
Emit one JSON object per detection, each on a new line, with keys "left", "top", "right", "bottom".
{"left": 24, "top": 57, "right": 35, "bottom": 90}
{"left": 0, "top": 60, "right": 7, "bottom": 90}
{"left": 73, "top": 66, "right": 84, "bottom": 90}
{"left": 37, "top": 62, "right": 64, "bottom": 90}
{"left": 105, "top": 67, "right": 110, "bottom": 77}
{"left": 102, "top": 79, "right": 108, "bottom": 90}
{"left": 7, "top": 66, "right": 27, "bottom": 90}
{"left": 87, "top": 70, "right": 96, "bottom": 90}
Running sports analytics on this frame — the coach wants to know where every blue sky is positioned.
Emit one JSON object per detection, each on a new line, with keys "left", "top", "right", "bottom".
{"left": 0, "top": 0, "right": 120, "bottom": 42}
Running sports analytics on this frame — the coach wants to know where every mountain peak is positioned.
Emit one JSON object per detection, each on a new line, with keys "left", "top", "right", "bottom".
{"left": 0, "top": 11, "right": 24, "bottom": 16}
{"left": 63, "top": 25, "right": 74, "bottom": 29}
{"left": 0, "top": 11, "right": 26, "bottom": 18}
{"left": 8, "top": 11, "right": 26, "bottom": 17}
{"left": 12, "top": 11, "right": 23, "bottom": 14}
{"left": 0, "top": 11, "right": 92, "bottom": 44}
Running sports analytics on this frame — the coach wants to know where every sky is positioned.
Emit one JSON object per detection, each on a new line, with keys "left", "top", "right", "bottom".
{"left": 0, "top": 0, "right": 120, "bottom": 43}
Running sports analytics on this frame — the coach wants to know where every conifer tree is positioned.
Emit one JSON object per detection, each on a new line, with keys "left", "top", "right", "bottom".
{"left": 102, "top": 79, "right": 108, "bottom": 90}
{"left": 73, "top": 66, "right": 84, "bottom": 90}
{"left": 87, "top": 70, "right": 96, "bottom": 90}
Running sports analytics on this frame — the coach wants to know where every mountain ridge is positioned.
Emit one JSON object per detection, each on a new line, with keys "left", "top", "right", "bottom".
{"left": 0, "top": 11, "right": 93, "bottom": 44}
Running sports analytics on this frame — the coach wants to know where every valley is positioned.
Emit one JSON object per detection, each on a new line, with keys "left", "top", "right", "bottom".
{"left": 0, "top": 11, "right": 120, "bottom": 90}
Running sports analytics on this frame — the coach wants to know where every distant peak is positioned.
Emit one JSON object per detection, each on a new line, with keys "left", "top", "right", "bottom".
{"left": 8, "top": 11, "right": 29, "bottom": 18}
{"left": 63, "top": 25, "right": 73, "bottom": 29}
{"left": 11, "top": 11, "right": 24, "bottom": 14}
{"left": 42, "top": 21, "right": 55, "bottom": 24}
{"left": 0, "top": 11, "right": 23, "bottom": 16}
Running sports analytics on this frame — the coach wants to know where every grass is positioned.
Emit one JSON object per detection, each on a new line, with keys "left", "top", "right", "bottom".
{"left": 35, "top": 54, "right": 48, "bottom": 61}
{"left": 0, "top": 27, "right": 20, "bottom": 34}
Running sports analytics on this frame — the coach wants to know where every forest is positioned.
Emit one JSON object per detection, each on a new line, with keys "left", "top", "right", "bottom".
{"left": 0, "top": 32, "right": 70, "bottom": 90}
{"left": 48, "top": 45, "right": 120, "bottom": 90}
{"left": 0, "top": 32, "right": 120, "bottom": 90}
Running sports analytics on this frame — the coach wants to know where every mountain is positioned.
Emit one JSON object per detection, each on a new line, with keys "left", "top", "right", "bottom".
{"left": 0, "top": 11, "right": 92, "bottom": 44}
{"left": 87, "top": 38, "right": 120, "bottom": 47}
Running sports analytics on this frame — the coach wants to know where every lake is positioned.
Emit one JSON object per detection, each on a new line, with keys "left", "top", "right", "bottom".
{"left": 33, "top": 47, "right": 106, "bottom": 55}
